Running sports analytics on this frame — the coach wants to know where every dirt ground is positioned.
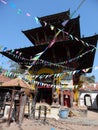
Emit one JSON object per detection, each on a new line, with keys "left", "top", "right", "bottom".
{"left": 0, "top": 110, "right": 98, "bottom": 130}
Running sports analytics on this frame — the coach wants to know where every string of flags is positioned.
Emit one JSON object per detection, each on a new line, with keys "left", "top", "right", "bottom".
{"left": 1, "top": 32, "right": 97, "bottom": 68}
{"left": 0, "top": 0, "right": 32, "bottom": 17}
{"left": 1, "top": 10, "right": 97, "bottom": 66}
{"left": 1, "top": 0, "right": 97, "bottom": 86}
{"left": 0, "top": 0, "right": 86, "bottom": 21}
{"left": 0, "top": 0, "right": 88, "bottom": 68}
{"left": 29, "top": 0, "right": 86, "bottom": 65}
{"left": 29, "top": 18, "right": 97, "bottom": 65}
{"left": 0, "top": 47, "right": 96, "bottom": 71}
{"left": 1, "top": 64, "right": 98, "bottom": 81}
{"left": 1, "top": 67, "right": 98, "bottom": 89}
{"left": 1, "top": 30, "right": 98, "bottom": 71}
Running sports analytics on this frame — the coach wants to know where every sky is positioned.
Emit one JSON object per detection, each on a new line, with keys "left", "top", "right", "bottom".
{"left": 0, "top": 0, "right": 98, "bottom": 81}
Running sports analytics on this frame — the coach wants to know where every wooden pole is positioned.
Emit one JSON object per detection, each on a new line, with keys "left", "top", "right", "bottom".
{"left": 18, "top": 91, "right": 27, "bottom": 125}
{"left": 30, "top": 86, "right": 38, "bottom": 119}
{"left": 7, "top": 90, "right": 15, "bottom": 125}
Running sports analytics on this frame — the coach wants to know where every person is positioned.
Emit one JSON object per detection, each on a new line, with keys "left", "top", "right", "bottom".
{"left": 4, "top": 91, "right": 11, "bottom": 102}
{"left": 52, "top": 91, "right": 59, "bottom": 105}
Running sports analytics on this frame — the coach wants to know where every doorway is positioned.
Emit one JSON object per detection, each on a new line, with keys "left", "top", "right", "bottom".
{"left": 84, "top": 94, "right": 92, "bottom": 108}
{"left": 36, "top": 87, "right": 52, "bottom": 105}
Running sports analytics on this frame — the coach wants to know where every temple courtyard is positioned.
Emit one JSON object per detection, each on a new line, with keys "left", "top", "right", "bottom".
{"left": 0, "top": 110, "right": 98, "bottom": 130}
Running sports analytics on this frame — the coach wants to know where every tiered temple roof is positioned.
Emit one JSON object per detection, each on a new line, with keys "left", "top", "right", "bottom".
{"left": 22, "top": 10, "right": 81, "bottom": 46}
{"left": 0, "top": 10, "right": 98, "bottom": 73}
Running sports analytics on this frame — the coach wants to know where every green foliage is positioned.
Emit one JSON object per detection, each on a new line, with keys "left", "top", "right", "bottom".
{"left": 0, "top": 66, "right": 3, "bottom": 74}
{"left": 8, "top": 60, "right": 25, "bottom": 74}
{"left": 79, "top": 74, "right": 95, "bottom": 84}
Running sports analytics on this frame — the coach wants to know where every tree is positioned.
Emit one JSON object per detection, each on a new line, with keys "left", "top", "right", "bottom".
{"left": 0, "top": 66, "right": 3, "bottom": 74}
{"left": 79, "top": 74, "right": 95, "bottom": 85}
{"left": 8, "top": 60, "right": 25, "bottom": 74}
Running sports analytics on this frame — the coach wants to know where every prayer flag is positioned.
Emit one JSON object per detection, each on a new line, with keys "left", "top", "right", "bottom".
{"left": 32, "top": 51, "right": 43, "bottom": 61}
{"left": 62, "top": 19, "right": 69, "bottom": 26}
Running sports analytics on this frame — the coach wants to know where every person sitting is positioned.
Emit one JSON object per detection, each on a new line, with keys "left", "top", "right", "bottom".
{"left": 52, "top": 91, "right": 59, "bottom": 105}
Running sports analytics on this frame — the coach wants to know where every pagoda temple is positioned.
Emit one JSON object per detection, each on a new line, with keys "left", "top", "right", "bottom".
{"left": 0, "top": 10, "right": 98, "bottom": 106}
